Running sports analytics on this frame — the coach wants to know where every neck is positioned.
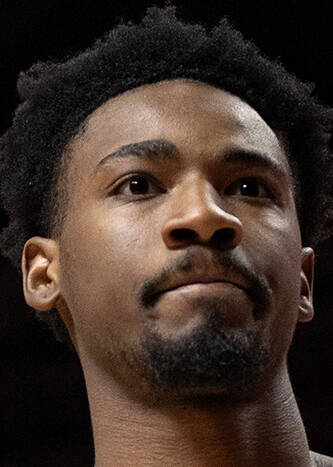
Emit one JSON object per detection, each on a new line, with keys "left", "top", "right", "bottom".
{"left": 81, "top": 357, "right": 312, "bottom": 467}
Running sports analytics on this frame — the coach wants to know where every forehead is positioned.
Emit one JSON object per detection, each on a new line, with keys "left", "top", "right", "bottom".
{"left": 67, "top": 79, "right": 290, "bottom": 185}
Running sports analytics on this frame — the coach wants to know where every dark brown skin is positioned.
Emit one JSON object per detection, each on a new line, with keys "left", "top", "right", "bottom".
{"left": 22, "top": 79, "right": 317, "bottom": 466}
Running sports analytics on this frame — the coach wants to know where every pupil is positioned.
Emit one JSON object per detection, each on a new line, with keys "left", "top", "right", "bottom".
{"left": 130, "top": 176, "right": 149, "bottom": 194}
{"left": 241, "top": 179, "right": 259, "bottom": 197}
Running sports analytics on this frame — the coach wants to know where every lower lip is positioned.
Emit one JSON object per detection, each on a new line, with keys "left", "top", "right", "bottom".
{"left": 156, "top": 282, "right": 254, "bottom": 328}
{"left": 166, "top": 282, "right": 239, "bottom": 296}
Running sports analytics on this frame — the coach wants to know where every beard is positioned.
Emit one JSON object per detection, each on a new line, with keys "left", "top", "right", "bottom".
{"left": 126, "top": 295, "right": 270, "bottom": 404}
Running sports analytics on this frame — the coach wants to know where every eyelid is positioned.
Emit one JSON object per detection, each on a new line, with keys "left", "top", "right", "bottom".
{"left": 226, "top": 176, "right": 275, "bottom": 199}
{"left": 110, "top": 172, "right": 161, "bottom": 195}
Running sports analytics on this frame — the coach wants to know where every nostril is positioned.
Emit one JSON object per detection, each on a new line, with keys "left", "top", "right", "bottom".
{"left": 171, "top": 229, "right": 198, "bottom": 241}
{"left": 214, "top": 228, "right": 235, "bottom": 243}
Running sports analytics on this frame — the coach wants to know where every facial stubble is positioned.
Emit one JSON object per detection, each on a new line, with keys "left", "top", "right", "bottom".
{"left": 126, "top": 295, "right": 270, "bottom": 403}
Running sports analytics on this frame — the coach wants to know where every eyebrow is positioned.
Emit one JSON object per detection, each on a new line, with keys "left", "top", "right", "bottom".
{"left": 93, "top": 138, "right": 291, "bottom": 179}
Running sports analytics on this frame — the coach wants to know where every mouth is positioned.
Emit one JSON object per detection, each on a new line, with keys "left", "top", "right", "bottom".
{"left": 154, "top": 280, "right": 255, "bottom": 328}
{"left": 162, "top": 280, "right": 249, "bottom": 296}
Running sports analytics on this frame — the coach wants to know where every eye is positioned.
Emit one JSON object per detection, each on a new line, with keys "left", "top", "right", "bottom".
{"left": 226, "top": 177, "right": 272, "bottom": 198}
{"left": 113, "top": 174, "right": 159, "bottom": 196}
{"left": 112, "top": 174, "right": 273, "bottom": 200}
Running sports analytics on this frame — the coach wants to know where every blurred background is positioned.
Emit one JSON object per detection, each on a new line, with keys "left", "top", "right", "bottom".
{"left": 0, "top": 1, "right": 332, "bottom": 465}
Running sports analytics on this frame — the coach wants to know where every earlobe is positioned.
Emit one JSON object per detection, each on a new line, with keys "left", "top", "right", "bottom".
{"left": 298, "top": 247, "right": 315, "bottom": 323}
{"left": 21, "top": 236, "right": 61, "bottom": 311}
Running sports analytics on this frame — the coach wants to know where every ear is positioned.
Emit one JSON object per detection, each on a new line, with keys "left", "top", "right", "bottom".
{"left": 298, "top": 247, "right": 315, "bottom": 323}
{"left": 21, "top": 236, "right": 62, "bottom": 311}
{"left": 21, "top": 236, "right": 80, "bottom": 354}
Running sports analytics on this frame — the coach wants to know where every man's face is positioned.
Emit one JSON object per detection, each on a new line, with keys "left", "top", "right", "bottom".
{"left": 54, "top": 80, "right": 307, "bottom": 401}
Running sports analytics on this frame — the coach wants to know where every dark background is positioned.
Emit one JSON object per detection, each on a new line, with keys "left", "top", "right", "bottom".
{"left": 0, "top": 1, "right": 332, "bottom": 465}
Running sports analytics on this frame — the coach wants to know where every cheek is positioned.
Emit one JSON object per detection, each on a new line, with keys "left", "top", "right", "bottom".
{"left": 249, "top": 210, "right": 302, "bottom": 353}
{"left": 262, "top": 211, "right": 301, "bottom": 293}
{"left": 58, "top": 205, "right": 146, "bottom": 346}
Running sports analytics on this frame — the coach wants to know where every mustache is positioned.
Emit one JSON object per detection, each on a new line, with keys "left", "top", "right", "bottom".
{"left": 139, "top": 246, "right": 272, "bottom": 318}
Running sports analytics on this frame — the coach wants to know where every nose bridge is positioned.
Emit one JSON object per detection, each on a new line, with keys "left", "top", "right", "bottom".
{"left": 161, "top": 173, "right": 243, "bottom": 249}
{"left": 175, "top": 173, "right": 222, "bottom": 215}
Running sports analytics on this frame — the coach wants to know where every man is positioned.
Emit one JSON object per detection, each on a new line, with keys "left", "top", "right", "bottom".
{"left": 0, "top": 6, "right": 332, "bottom": 466}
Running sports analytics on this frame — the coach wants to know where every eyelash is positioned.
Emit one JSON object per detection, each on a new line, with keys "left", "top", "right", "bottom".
{"left": 111, "top": 172, "right": 275, "bottom": 200}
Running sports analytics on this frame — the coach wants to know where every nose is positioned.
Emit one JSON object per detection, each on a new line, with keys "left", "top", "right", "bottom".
{"left": 161, "top": 177, "right": 243, "bottom": 250}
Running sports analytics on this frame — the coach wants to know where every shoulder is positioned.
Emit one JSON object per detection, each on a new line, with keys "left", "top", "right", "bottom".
{"left": 310, "top": 451, "right": 333, "bottom": 467}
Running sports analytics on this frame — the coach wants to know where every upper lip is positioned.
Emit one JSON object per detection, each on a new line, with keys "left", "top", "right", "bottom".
{"left": 157, "top": 269, "right": 249, "bottom": 295}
